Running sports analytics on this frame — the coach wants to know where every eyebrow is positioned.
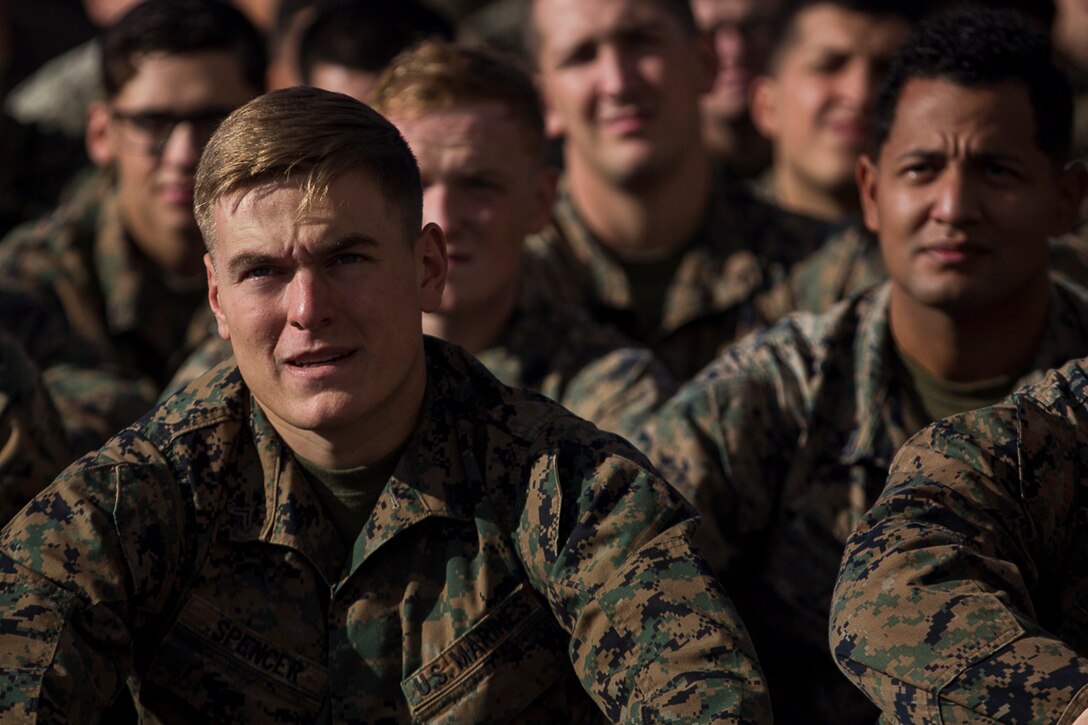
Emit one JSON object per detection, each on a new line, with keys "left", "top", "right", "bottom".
{"left": 225, "top": 233, "right": 380, "bottom": 276}
{"left": 892, "top": 147, "right": 1023, "bottom": 162}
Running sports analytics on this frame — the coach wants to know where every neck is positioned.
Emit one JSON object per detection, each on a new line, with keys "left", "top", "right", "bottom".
{"left": 422, "top": 283, "right": 518, "bottom": 355}
{"left": 566, "top": 148, "right": 713, "bottom": 258}
{"left": 888, "top": 277, "right": 1051, "bottom": 383}
{"left": 772, "top": 162, "right": 859, "bottom": 222}
{"left": 261, "top": 343, "right": 428, "bottom": 469}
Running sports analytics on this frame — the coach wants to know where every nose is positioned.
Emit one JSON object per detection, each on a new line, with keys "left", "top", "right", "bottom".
{"left": 159, "top": 121, "right": 203, "bottom": 169}
{"left": 598, "top": 44, "right": 639, "bottom": 98}
{"left": 836, "top": 59, "right": 876, "bottom": 110}
{"left": 286, "top": 270, "right": 333, "bottom": 331}
{"left": 714, "top": 25, "right": 745, "bottom": 69}
{"left": 931, "top": 165, "right": 982, "bottom": 227}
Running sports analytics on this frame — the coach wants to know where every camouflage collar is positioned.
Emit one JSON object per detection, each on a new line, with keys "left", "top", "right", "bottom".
{"left": 93, "top": 190, "right": 143, "bottom": 336}
{"left": 842, "top": 282, "right": 924, "bottom": 469}
{"left": 235, "top": 341, "right": 487, "bottom": 586}
{"left": 842, "top": 278, "right": 1088, "bottom": 469}
{"left": 551, "top": 174, "right": 764, "bottom": 339}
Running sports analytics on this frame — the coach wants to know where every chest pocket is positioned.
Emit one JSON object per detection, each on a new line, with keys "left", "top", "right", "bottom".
{"left": 140, "top": 595, "right": 327, "bottom": 723}
{"left": 401, "top": 583, "right": 573, "bottom": 724}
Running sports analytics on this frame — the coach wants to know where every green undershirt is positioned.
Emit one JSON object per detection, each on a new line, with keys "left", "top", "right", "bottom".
{"left": 615, "top": 251, "right": 686, "bottom": 341}
{"left": 296, "top": 445, "right": 404, "bottom": 547}
{"left": 894, "top": 342, "right": 1019, "bottom": 423}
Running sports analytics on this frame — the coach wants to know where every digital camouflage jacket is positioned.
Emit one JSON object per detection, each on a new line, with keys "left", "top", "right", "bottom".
{"left": 0, "top": 170, "right": 213, "bottom": 451}
{"left": 0, "top": 337, "right": 770, "bottom": 723}
{"left": 526, "top": 175, "right": 832, "bottom": 382}
{"left": 636, "top": 279, "right": 1088, "bottom": 723}
{"left": 833, "top": 355, "right": 1088, "bottom": 724}
{"left": 0, "top": 333, "right": 71, "bottom": 524}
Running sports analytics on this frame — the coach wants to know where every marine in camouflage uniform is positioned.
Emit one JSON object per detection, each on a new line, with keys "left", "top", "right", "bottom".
{"left": 527, "top": 175, "right": 832, "bottom": 382}
{"left": 0, "top": 336, "right": 771, "bottom": 723}
{"left": 0, "top": 1, "right": 265, "bottom": 454}
{"left": 831, "top": 355, "right": 1088, "bottom": 724}
{"left": 164, "top": 272, "right": 674, "bottom": 441}
{"left": 636, "top": 277, "right": 1088, "bottom": 722}
{"left": 0, "top": 169, "right": 212, "bottom": 452}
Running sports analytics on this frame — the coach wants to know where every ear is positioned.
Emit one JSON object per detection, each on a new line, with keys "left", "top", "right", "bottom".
{"left": 415, "top": 223, "right": 448, "bottom": 314}
{"left": 205, "top": 253, "right": 232, "bottom": 340}
{"left": 748, "top": 75, "right": 779, "bottom": 140}
{"left": 856, "top": 154, "right": 880, "bottom": 233}
{"left": 528, "top": 165, "right": 558, "bottom": 234}
{"left": 1049, "top": 161, "right": 1088, "bottom": 237}
{"left": 85, "top": 101, "right": 116, "bottom": 167}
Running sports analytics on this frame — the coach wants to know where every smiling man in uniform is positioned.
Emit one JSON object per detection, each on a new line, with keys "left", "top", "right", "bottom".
{"left": 0, "top": 0, "right": 264, "bottom": 454}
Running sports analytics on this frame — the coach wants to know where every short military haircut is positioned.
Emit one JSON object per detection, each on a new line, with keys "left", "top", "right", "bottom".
{"left": 370, "top": 41, "right": 546, "bottom": 160}
{"left": 873, "top": 7, "right": 1073, "bottom": 163}
{"left": 297, "top": 0, "right": 454, "bottom": 84}
{"left": 194, "top": 87, "right": 422, "bottom": 251}
{"left": 524, "top": 0, "right": 697, "bottom": 64}
{"left": 101, "top": 0, "right": 267, "bottom": 99}
{"left": 765, "top": 0, "right": 916, "bottom": 74}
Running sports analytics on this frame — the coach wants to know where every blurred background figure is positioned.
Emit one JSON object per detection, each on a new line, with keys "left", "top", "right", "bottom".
{"left": 748, "top": 0, "right": 912, "bottom": 224}
{"left": 0, "top": 0, "right": 264, "bottom": 456}
{"left": 265, "top": 0, "right": 319, "bottom": 89}
{"left": 692, "top": 0, "right": 780, "bottom": 180}
{"left": 5, "top": 0, "right": 143, "bottom": 139}
{"left": 298, "top": 0, "right": 453, "bottom": 102}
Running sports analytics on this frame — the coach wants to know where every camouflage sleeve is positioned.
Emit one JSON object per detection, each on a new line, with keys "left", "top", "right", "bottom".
{"left": 0, "top": 334, "right": 73, "bottom": 524}
{"left": 43, "top": 363, "right": 158, "bottom": 457}
{"left": 831, "top": 400, "right": 1088, "bottom": 724}
{"left": 634, "top": 349, "right": 805, "bottom": 578}
{"left": 513, "top": 420, "right": 772, "bottom": 723}
{"left": 559, "top": 347, "right": 676, "bottom": 441}
{"left": 0, "top": 434, "right": 189, "bottom": 721}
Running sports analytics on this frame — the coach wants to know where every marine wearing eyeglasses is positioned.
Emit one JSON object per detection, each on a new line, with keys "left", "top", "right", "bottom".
{"left": 0, "top": 0, "right": 264, "bottom": 456}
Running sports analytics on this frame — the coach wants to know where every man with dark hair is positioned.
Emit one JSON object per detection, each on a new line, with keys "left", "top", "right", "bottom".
{"left": 748, "top": 0, "right": 912, "bottom": 222}
{"left": 639, "top": 7, "right": 1088, "bottom": 721}
{"left": 0, "top": 0, "right": 265, "bottom": 454}
{"left": 526, "top": 0, "right": 833, "bottom": 382}
{"left": 0, "top": 85, "right": 771, "bottom": 723}
{"left": 297, "top": 0, "right": 453, "bottom": 102}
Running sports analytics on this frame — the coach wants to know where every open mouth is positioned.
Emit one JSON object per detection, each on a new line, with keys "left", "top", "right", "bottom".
{"left": 288, "top": 350, "right": 354, "bottom": 367}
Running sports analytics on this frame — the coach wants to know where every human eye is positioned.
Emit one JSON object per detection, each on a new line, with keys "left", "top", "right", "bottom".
{"left": 121, "top": 112, "right": 176, "bottom": 142}
{"left": 899, "top": 158, "right": 939, "bottom": 182}
{"left": 982, "top": 161, "right": 1019, "bottom": 180}
{"left": 240, "top": 265, "right": 276, "bottom": 281}
{"left": 329, "top": 252, "right": 369, "bottom": 267}
{"left": 810, "top": 52, "right": 848, "bottom": 74}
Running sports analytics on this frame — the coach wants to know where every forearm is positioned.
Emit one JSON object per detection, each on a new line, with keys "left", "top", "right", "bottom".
{"left": 571, "top": 523, "right": 770, "bottom": 724}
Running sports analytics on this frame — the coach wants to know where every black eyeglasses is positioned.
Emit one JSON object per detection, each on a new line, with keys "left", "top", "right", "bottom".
{"left": 110, "top": 107, "right": 236, "bottom": 155}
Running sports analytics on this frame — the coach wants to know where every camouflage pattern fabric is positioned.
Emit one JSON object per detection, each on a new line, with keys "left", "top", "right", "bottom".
{"left": 0, "top": 169, "right": 214, "bottom": 451}
{"left": 832, "top": 355, "right": 1088, "bottom": 724}
{"left": 0, "top": 336, "right": 771, "bottom": 723}
{"left": 0, "top": 283, "right": 143, "bottom": 515}
{"left": 166, "top": 265, "right": 674, "bottom": 441}
{"left": 0, "top": 333, "right": 71, "bottom": 524}
{"left": 526, "top": 174, "right": 833, "bottom": 382}
{"left": 636, "top": 278, "right": 1088, "bottom": 723}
